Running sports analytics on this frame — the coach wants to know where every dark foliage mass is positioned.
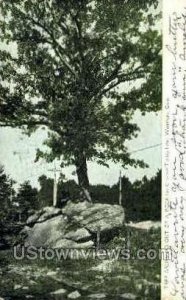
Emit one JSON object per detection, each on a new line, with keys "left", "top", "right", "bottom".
{"left": 0, "top": 166, "right": 13, "bottom": 225}
{"left": 90, "top": 170, "right": 161, "bottom": 221}
{"left": 0, "top": 167, "right": 39, "bottom": 226}
{"left": 15, "top": 181, "right": 39, "bottom": 222}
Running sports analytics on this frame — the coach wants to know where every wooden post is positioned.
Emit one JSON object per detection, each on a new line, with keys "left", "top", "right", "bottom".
{"left": 53, "top": 171, "right": 58, "bottom": 207}
{"left": 96, "top": 226, "right": 101, "bottom": 250}
{"left": 48, "top": 164, "right": 61, "bottom": 207}
{"left": 119, "top": 170, "right": 122, "bottom": 206}
{"left": 10, "top": 180, "right": 14, "bottom": 203}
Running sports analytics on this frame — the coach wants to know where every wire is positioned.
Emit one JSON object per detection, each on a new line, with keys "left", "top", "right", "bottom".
{"left": 130, "top": 143, "right": 162, "bottom": 154}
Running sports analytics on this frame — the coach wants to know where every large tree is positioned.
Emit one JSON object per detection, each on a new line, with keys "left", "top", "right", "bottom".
{"left": 0, "top": 0, "right": 161, "bottom": 201}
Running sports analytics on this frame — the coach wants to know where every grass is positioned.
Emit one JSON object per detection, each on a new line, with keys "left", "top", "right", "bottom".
{"left": 0, "top": 226, "right": 161, "bottom": 299}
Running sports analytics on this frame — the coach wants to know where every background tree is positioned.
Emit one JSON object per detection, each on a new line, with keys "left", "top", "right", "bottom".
{"left": 38, "top": 175, "right": 53, "bottom": 208}
{"left": 0, "top": 0, "right": 162, "bottom": 200}
{"left": 38, "top": 174, "right": 79, "bottom": 208}
{"left": 90, "top": 171, "right": 161, "bottom": 221}
{"left": 90, "top": 175, "right": 133, "bottom": 206}
{"left": 0, "top": 165, "right": 13, "bottom": 221}
{"left": 16, "top": 181, "right": 39, "bottom": 221}
{"left": 0, "top": 165, "right": 18, "bottom": 248}
{"left": 57, "top": 177, "right": 80, "bottom": 205}
{"left": 131, "top": 170, "right": 161, "bottom": 221}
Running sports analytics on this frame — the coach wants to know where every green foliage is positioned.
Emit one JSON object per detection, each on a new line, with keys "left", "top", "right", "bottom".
{"left": 0, "top": 165, "right": 14, "bottom": 220}
{"left": 15, "top": 181, "right": 39, "bottom": 221}
{"left": 90, "top": 170, "right": 161, "bottom": 221}
{"left": 130, "top": 170, "right": 161, "bottom": 221}
{"left": 0, "top": 0, "right": 161, "bottom": 175}
{"left": 37, "top": 174, "right": 79, "bottom": 207}
{"left": 38, "top": 175, "right": 53, "bottom": 208}
{"left": 58, "top": 179, "right": 80, "bottom": 202}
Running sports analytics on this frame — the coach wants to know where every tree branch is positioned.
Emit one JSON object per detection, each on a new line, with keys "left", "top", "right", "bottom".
{"left": 45, "top": 1, "right": 70, "bottom": 36}
{"left": 97, "top": 66, "right": 154, "bottom": 98}
{"left": 73, "top": 13, "right": 84, "bottom": 65}
{"left": 13, "top": 6, "right": 77, "bottom": 77}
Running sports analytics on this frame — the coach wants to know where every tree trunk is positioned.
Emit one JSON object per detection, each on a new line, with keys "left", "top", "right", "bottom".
{"left": 75, "top": 153, "right": 92, "bottom": 202}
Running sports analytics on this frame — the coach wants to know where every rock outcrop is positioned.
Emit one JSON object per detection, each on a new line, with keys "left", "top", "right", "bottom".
{"left": 63, "top": 201, "right": 124, "bottom": 234}
{"left": 20, "top": 201, "right": 125, "bottom": 249}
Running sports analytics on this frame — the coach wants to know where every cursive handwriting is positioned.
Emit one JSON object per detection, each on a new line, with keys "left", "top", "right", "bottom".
{"left": 164, "top": 5, "right": 186, "bottom": 300}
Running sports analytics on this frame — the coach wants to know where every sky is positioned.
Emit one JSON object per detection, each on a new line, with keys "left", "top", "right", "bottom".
{"left": 0, "top": 111, "right": 161, "bottom": 188}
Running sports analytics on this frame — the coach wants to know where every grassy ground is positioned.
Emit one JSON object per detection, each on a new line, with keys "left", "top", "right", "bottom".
{"left": 0, "top": 226, "right": 161, "bottom": 300}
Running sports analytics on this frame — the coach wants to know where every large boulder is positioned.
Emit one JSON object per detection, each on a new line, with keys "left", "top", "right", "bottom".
{"left": 63, "top": 201, "right": 125, "bottom": 233}
{"left": 21, "top": 201, "right": 125, "bottom": 248}
{"left": 23, "top": 215, "right": 92, "bottom": 248}
{"left": 26, "top": 207, "right": 62, "bottom": 225}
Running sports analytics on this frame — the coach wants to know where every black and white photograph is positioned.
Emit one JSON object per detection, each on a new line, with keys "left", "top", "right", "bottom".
{"left": 0, "top": 1, "right": 162, "bottom": 299}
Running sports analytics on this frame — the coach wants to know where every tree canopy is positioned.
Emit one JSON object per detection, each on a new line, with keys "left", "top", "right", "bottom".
{"left": 0, "top": 0, "right": 162, "bottom": 199}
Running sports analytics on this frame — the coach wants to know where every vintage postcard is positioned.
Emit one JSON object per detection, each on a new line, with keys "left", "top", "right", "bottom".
{"left": 162, "top": 0, "right": 186, "bottom": 300}
{"left": 0, "top": 0, "right": 184, "bottom": 299}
